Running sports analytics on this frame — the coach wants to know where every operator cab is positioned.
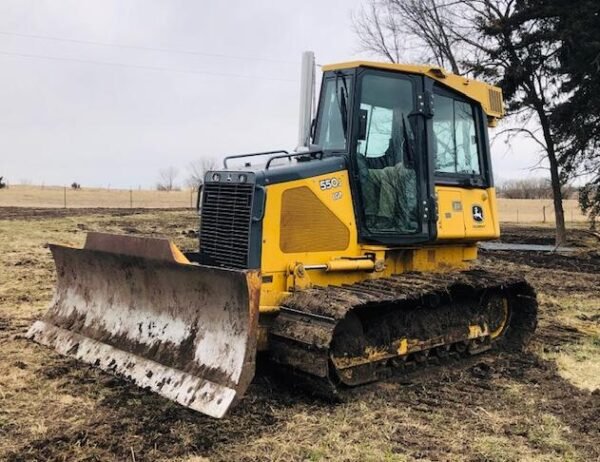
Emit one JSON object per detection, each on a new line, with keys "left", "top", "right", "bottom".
{"left": 313, "top": 64, "right": 494, "bottom": 245}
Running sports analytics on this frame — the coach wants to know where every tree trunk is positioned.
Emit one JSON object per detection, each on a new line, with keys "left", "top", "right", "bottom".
{"left": 538, "top": 112, "right": 567, "bottom": 246}
{"left": 547, "top": 147, "right": 567, "bottom": 246}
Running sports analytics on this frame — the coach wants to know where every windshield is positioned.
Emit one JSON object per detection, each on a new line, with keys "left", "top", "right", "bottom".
{"left": 355, "top": 73, "right": 419, "bottom": 235}
{"left": 315, "top": 76, "right": 352, "bottom": 150}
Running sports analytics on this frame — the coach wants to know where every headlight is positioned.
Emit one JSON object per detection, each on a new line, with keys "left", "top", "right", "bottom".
{"left": 211, "top": 172, "right": 221, "bottom": 182}
{"left": 238, "top": 174, "right": 247, "bottom": 183}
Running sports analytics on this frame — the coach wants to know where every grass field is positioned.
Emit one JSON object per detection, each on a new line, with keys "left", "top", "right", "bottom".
{"left": 0, "top": 184, "right": 589, "bottom": 223}
{"left": 496, "top": 198, "right": 587, "bottom": 224}
{"left": 0, "top": 185, "right": 196, "bottom": 209}
{"left": 0, "top": 208, "right": 598, "bottom": 461}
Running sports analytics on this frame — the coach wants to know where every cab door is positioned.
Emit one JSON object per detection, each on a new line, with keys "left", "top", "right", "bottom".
{"left": 349, "top": 68, "right": 433, "bottom": 245}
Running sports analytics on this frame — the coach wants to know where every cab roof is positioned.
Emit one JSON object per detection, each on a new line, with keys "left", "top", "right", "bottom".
{"left": 322, "top": 61, "right": 504, "bottom": 126}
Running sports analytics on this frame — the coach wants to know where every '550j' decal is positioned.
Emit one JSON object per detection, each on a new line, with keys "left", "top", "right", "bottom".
{"left": 319, "top": 177, "right": 341, "bottom": 190}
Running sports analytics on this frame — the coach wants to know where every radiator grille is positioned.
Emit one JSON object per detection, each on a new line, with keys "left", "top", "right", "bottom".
{"left": 200, "top": 182, "right": 254, "bottom": 269}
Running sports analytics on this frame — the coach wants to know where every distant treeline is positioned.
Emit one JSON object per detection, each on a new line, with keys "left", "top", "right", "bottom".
{"left": 496, "top": 178, "right": 576, "bottom": 200}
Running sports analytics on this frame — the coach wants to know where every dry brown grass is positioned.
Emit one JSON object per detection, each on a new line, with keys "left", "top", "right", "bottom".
{"left": 497, "top": 198, "right": 587, "bottom": 223}
{"left": 536, "top": 294, "right": 600, "bottom": 392}
{"left": 0, "top": 184, "right": 196, "bottom": 208}
{"left": 0, "top": 210, "right": 598, "bottom": 461}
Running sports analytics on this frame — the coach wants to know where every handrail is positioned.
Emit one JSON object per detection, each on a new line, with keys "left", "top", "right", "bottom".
{"left": 222, "top": 150, "right": 289, "bottom": 168}
{"left": 265, "top": 150, "right": 324, "bottom": 170}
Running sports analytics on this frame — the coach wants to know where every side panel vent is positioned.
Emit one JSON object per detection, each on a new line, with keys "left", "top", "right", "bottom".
{"left": 488, "top": 88, "right": 504, "bottom": 115}
{"left": 280, "top": 186, "right": 350, "bottom": 253}
{"left": 200, "top": 182, "right": 254, "bottom": 269}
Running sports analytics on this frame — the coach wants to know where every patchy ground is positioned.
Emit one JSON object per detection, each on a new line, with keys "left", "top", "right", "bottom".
{"left": 0, "top": 209, "right": 598, "bottom": 462}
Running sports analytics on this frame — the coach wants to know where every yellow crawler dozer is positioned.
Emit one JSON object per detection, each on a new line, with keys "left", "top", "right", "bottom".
{"left": 28, "top": 57, "right": 537, "bottom": 418}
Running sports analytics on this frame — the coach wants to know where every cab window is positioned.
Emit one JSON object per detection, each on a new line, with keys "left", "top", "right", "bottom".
{"left": 356, "top": 105, "right": 394, "bottom": 158}
{"left": 433, "top": 95, "right": 481, "bottom": 175}
{"left": 315, "top": 78, "right": 352, "bottom": 151}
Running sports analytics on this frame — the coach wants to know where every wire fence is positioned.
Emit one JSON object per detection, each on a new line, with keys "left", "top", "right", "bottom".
{"left": 0, "top": 185, "right": 589, "bottom": 223}
{"left": 496, "top": 198, "right": 587, "bottom": 223}
{"left": 0, "top": 185, "right": 197, "bottom": 209}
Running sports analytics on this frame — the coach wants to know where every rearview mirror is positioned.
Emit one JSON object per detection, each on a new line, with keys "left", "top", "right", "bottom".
{"left": 357, "top": 109, "right": 368, "bottom": 140}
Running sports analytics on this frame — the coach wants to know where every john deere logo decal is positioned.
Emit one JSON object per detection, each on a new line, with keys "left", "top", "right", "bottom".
{"left": 472, "top": 205, "right": 484, "bottom": 222}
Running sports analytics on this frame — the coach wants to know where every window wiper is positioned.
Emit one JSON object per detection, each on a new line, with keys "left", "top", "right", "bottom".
{"left": 335, "top": 72, "right": 349, "bottom": 137}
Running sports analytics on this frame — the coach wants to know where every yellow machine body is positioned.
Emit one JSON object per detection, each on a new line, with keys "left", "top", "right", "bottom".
{"left": 251, "top": 60, "right": 507, "bottom": 347}
{"left": 256, "top": 169, "right": 500, "bottom": 348}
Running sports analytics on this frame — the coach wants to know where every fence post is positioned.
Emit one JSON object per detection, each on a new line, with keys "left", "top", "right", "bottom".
{"left": 63, "top": 186, "right": 67, "bottom": 209}
{"left": 543, "top": 206, "right": 546, "bottom": 223}
{"left": 129, "top": 189, "right": 133, "bottom": 209}
{"left": 190, "top": 189, "right": 193, "bottom": 209}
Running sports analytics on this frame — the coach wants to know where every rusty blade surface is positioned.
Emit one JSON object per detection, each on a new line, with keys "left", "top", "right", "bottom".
{"left": 27, "top": 242, "right": 260, "bottom": 418}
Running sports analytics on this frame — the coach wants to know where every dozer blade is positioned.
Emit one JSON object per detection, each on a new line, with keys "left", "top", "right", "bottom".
{"left": 27, "top": 233, "right": 260, "bottom": 418}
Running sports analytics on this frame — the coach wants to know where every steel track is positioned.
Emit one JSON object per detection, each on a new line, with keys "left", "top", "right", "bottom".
{"left": 268, "top": 269, "right": 538, "bottom": 398}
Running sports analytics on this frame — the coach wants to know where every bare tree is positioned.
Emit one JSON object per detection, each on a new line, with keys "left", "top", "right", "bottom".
{"left": 156, "top": 166, "right": 179, "bottom": 191}
{"left": 354, "top": 1, "right": 404, "bottom": 63}
{"left": 353, "top": 0, "right": 465, "bottom": 73}
{"left": 186, "top": 158, "right": 218, "bottom": 191}
{"left": 0, "top": 176, "right": 6, "bottom": 189}
{"left": 497, "top": 178, "right": 553, "bottom": 199}
{"left": 353, "top": 0, "right": 570, "bottom": 245}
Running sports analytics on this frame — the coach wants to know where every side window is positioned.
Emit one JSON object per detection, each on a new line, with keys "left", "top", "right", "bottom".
{"left": 433, "top": 95, "right": 481, "bottom": 175}
{"left": 315, "top": 78, "right": 352, "bottom": 151}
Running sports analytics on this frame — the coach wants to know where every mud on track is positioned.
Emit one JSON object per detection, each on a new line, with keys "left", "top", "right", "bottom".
{"left": 0, "top": 211, "right": 599, "bottom": 461}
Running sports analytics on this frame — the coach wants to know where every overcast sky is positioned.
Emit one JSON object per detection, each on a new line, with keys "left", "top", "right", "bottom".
{"left": 0, "top": 0, "right": 543, "bottom": 188}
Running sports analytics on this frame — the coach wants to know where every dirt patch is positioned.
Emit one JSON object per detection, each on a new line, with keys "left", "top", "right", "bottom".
{"left": 485, "top": 225, "right": 600, "bottom": 274}
{"left": 499, "top": 224, "right": 599, "bottom": 247}
{"left": 337, "top": 349, "right": 600, "bottom": 462}
{"left": 482, "top": 248, "right": 600, "bottom": 274}
{"left": 4, "top": 349, "right": 598, "bottom": 462}
{"left": 4, "top": 360, "right": 286, "bottom": 462}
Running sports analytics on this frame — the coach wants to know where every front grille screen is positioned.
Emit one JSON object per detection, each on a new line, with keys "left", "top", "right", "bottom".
{"left": 200, "top": 182, "right": 254, "bottom": 269}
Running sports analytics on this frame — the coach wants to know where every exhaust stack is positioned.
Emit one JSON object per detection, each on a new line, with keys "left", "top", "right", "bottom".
{"left": 296, "top": 51, "right": 316, "bottom": 151}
